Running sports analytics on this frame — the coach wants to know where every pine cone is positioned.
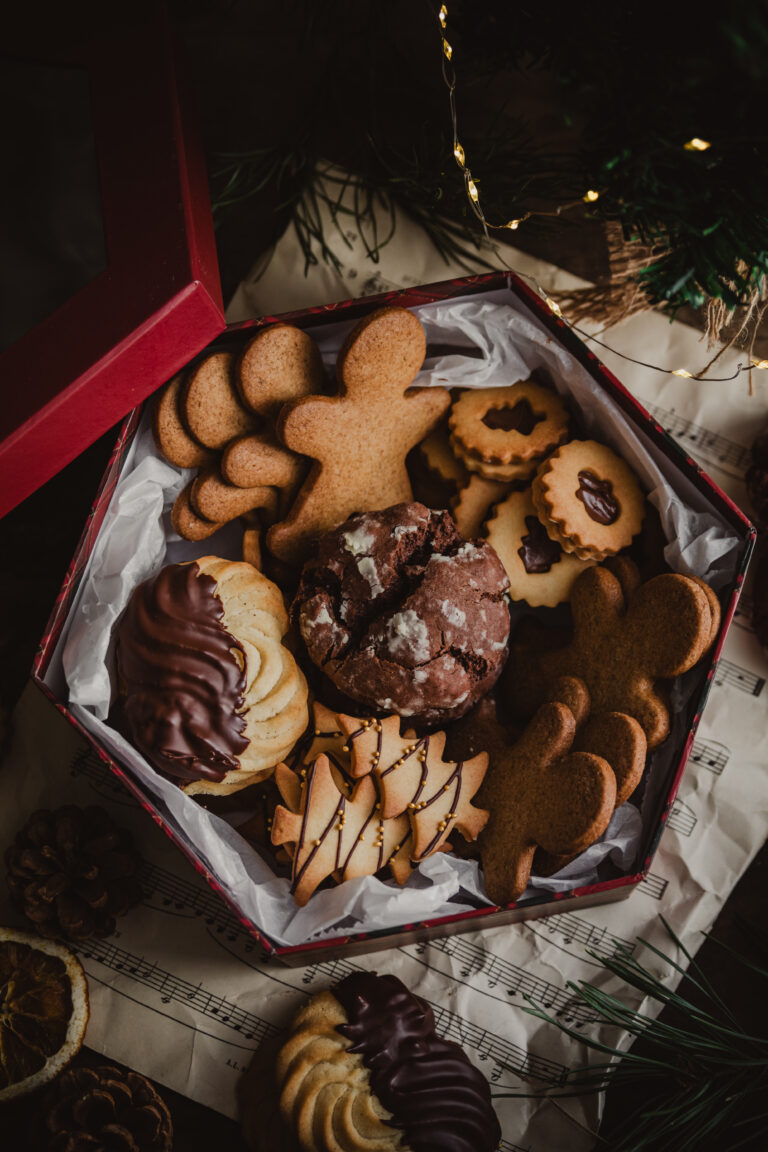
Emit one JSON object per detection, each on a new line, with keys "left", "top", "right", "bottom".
{"left": 42, "top": 1065, "right": 173, "bottom": 1151}
{"left": 5, "top": 806, "right": 143, "bottom": 941}
{"left": 746, "top": 427, "right": 768, "bottom": 528}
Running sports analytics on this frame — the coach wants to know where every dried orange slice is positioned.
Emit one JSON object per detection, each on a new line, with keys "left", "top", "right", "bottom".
{"left": 0, "top": 926, "right": 89, "bottom": 1101}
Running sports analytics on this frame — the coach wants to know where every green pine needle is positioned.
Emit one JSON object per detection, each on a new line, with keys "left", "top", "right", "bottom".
{"left": 494, "top": 918, "right": 768, "bottom": 1152}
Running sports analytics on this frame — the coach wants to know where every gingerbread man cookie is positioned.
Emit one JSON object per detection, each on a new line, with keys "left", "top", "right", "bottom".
{"left": 479, "top": 698, "right": 616, "bottom": 904}
{"left": 532, "top": 439, "right": 645, "bottom": 559}
{"left": 505, "top": 561, "right": 721, "bottom": 748}
{"left": 485, "top": 488, "right": 595, "bottom": 607}
{"left": 267, "top": 307, "right": 450, "bottom": 564}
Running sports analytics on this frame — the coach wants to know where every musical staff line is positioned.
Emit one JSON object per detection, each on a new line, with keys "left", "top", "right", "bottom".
{"left": 528, "top": 911, "right": 636, "bottom": 960}
{"left": 667, "top": 798, "right": 697, "bottom": 838}
{"left": 70, "top": 747, "right": 138, "bottom": 805}
{"left": 713, "top": 659, "right": 765, "bottom": 697}
{"left": 78, "top": 938, "right": 277, "bottom": 1045}
{"left": 691, "top": 737, "right": 730, "bottom": 776}
{"left": 405, "top": 937, "right": 599, "bottom": 1027}
{"left": 639, "top": 872, "right": 668, "bottom": 901}
{"left": 644, "top": 402, "right": 750, "bottom": 478}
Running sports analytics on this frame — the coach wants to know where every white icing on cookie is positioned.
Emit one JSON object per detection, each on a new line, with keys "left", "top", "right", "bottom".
{"left": 383, "top": 610, "right": 431, "bottom": 663}
{"left": 357, "top": 556, "right": 384, "bottom": 595}
{"left": 441, "top": 600, "right": 466, "bottom": 627}
{"left": 342, "top": 528, "right": 375, "bottom": 556}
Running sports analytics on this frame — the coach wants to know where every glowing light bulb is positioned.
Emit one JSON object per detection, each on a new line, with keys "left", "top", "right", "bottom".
{"left": 506, "top": 219, "right": 520, "bottom": 230}
{"left": 467, "top": 178, "right": 479, "bottom": 201}
{"left": 439, "top": 4, "right": 447, "bottom": 26}
{"left": 583, "top": 189, "right": 600, "bottom": 203}
{"left": 453, "top": 142, "right": 465, "bottom": 165}
{"left": 546, "top": 298, "right": 563, "bottom": 317}
{"left": 752, "top": 358, "right": 768, "bottom": 369}
{"left": 684, "top": 138, "right": 711, "bottom": 152}
{"left": 442, "top": 38, "right": 453, "bottom": 60}
{"left": 672, "top": 368, "right": 694, "bottom": 378}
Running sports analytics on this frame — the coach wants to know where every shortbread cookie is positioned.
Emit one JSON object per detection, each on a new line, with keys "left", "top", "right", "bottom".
{"left": 152, "top": 373, "right": 215, "bottom": 469}
{"left": 114, "top": 558, "right": 308, "bottom": 795}
{"left": 262, "top": 973, "right": 500, "bottom": 1152}
{"left": 182, "top": 351, "right": 257, "bottom": 449}
{"left": 170, "top": 484, "right": 224, "bottom": 542}
{"left": 449, "top": 381, "right": 569, "bottom": 467}
{"left": 532, "top": 440, "right": 645, "bottom": 558}
{"left": 293, "top": 503, "right": 510, "bottom": 725}
{"left": 267, "top": 307, "right": 450, "bottom": 564}
{"left": 339, "top": 713, "right": 489, "bottom": 861}
{"left": 505, "top": 562, "right": 721, "bottom": 748}
{"left": 418, "top": 425, "right": 468, "bottom": 488}
{"left": 450, "top": 473, "right": 512, "bottom": 537}
{"left": 237, "top": 323, "right": 325, "bottom": 417}
{"left": 485, "top": 488, "right": 595, "bottom": 607}
{"left": 191, "top": 466, "right": 280, "bottom": 523}
{"left": 222, "top": 432, "right": 305, "bottom": 491}
{"left": 271, "top": 755, "right": 414, "bottom": 904}
{"left": 456, "top": 447, "right": 542, "bottom": 482}
{"left": 479, "top": 698, "right": 616, "bottom": 904}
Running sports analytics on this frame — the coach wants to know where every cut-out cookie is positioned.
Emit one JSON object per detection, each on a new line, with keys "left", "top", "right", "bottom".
{"left": 485, "top": 488, "right": 595, "bottom": 606}
{"left": 182, "top": 351, "right": 258, "bottom": 449}
{"left": 152, "top": 373, "right": 215, "bottom": 469}
{"left": 532, "top": 439, "right": 645, "bottom": 558}
{"left": 505, "top": 561, "right": 721, "bottom": 748}
{"left": 479, "top": 699, "right": 616, "bottom": 904}
{"left": 449, "top": 381, "right": 569, "bottom": 469}
{"left": 267, "top": 307, "right": 450, "bottom": 564}
{"left": 237, "top": 323, "right": 325, "bottom": 417}
{"left": 450, "top": 473, "right": 512, "bottom": 538}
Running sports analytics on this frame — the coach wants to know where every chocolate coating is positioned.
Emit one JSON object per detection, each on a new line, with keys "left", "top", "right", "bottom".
{"left": 576, "top": 470, "right": 619, "bottom": 524}
{"left": 293, "top": 503, "right": 511, "bottom": 726}
{"left": 518, "top": 515, "right": 563, "bottom": 574}
{"left": 334, "top": 971, "right": 500, "bottom": 1152}
{"left": 482, "top": 397, "right": 542, "bottom": 434}
{"left": 114, "top": 562, "right": 248, "bottom": 783}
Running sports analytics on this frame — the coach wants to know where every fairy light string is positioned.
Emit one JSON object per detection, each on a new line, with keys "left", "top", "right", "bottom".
{"left": 435, "top": 2, "right": 766, "bottom": 386}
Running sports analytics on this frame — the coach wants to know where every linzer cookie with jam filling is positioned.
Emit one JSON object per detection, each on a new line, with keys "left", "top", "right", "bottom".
{"left": 448, "top": 380, "right": 570, "bottom": 481}
{"left": 485, "top": 488, "right": 595, "bottom": 606}
{"left": 114, "top": 557, "right": 308, "bottom": 796}
{"left": 252, "top": 971, "right": 501, "bottom": 1152}
{"left": 532, "top": 439, "right": 645, "bottom": 559}
{"left": 293, "top": 502, "right": 510, "bottom": 726}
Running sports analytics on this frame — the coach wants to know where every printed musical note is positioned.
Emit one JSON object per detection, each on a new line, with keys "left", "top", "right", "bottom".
{"left": 644, "top": 402, "right": 750, "bottom": 478}
{"left": 69, "top": 747, "right": 138, "bottom": 805}
{"left": 404, "top": 937, "right": 599, "bottom": 1027}
{"left": 528, "top": 912, "right": 635, "bottom": 961}
{"left": 425, "top": 998, "right": 568, "bottom": 1085}
{"left": 690, "top": 737, "right": 730, "bottom": 776}
{"left": 639, "top": 872, "right": 668, "bottom": 901}
{"left": 78, "top": 938, "right": 276, "bottom": 1045}
{"left": 667, "top": 798, "right": 697, "bottom": 837}
{"left": 137, "top": 861, "right": 267, "bottom": 960}
{"left": 300, "top": 957, "right": 361, "bottom": 986}
{"left": 713, "top": 658, "right": 765, "bottom": 697}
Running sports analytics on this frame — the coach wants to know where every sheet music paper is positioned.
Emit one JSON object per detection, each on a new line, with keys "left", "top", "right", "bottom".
{"left": 2, "top": 182, "right": 767, "bottom": 1149}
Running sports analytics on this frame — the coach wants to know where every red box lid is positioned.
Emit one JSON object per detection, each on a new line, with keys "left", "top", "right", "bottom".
{"left": 0, "top": 14, "right": 226, "bottom": 518}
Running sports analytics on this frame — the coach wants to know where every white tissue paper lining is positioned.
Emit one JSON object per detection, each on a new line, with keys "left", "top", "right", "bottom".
{"left": 48, "top": 289, "right": 742, "bottom": 948}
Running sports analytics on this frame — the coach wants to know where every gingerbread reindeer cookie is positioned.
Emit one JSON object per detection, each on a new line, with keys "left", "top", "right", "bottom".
{"left": 267, "top": 307, "right": 450, "bottom": 564}
{"left": 505, "top": 560, "right": 720, "bottom": 748}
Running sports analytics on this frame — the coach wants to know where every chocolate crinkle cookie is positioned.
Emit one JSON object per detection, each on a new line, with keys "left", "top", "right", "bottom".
{"left": 293, "top": 502, "right": 511, "bottom": 725}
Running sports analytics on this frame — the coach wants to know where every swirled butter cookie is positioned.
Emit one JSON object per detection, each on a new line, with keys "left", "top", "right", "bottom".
{"left": 114, "top": 557, "right": 308, "bottom": 795}
{"left": 242, "top": 971, "right": 501, "bottom": 1152}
